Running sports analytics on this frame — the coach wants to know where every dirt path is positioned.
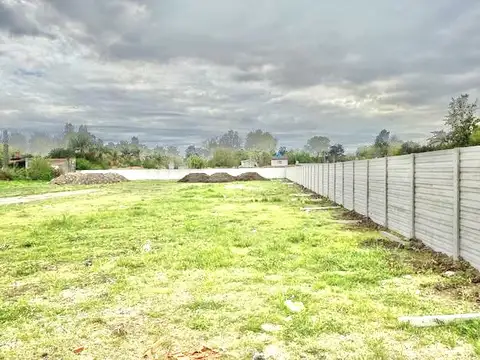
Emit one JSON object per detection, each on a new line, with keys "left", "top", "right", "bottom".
{"left": 0, "top": 189, "right": 99, "bottom": 206}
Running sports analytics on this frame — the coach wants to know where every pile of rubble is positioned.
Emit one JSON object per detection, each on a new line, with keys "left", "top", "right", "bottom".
{"left": 236, "top": 172, "right": 266, "bottom": 181}
{"left": 178, "top": 172, "right": 267, "bottom": 183}
{"left": 51, "top": 172, "right": 128, "bottom": 185}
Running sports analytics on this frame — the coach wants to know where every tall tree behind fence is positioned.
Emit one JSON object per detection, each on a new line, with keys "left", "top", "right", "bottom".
{"left": 285, "top": 146, "right": 480, "bottom": 270}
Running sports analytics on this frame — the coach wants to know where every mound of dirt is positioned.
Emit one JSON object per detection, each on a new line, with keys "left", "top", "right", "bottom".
{"left": 50, "top": 172, "right": 128, "bottom": 185}
{"left": 235, "top": 172, "right": 266, "bottom": 181}
{"left": 208, "top": 172, "right": 236, "bottom": 183}
{"left": 178, "top": 173, "right": 211, "bottom": 183}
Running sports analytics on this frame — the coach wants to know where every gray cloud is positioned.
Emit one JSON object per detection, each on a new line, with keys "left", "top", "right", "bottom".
{"left": 1, "top": 0, "right": 480, "bottom": 152}
{"left": 0, "top": 2, "right": 54, "bottom": 38}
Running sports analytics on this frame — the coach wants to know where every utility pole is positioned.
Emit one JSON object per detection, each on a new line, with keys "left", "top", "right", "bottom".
{"left": 2, "top": 130, "right": 9, "bottom": 170}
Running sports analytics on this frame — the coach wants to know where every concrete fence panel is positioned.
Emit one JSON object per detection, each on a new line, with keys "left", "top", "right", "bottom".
{"left": 368, "top": 158, "right": 387, "bottom": 226}
{"left": 414, "top": 150, "right": 455, "bottom": 256}
{"left": 460, "top": 147, "right": 480, "bottom": 269}
{"left": 387, "top": 155, "right": 414, "bottom": 238}
{"left": 328, "top": 163, "right": 335, "bottom": 200}
{"left": 335, "top": 162, "right": 344, "bottom": 205}
{"left": 354, "top": 160, "right": 369, "bottom": 216}
{"left": 343, "top": 162, "right": 354, "bottom": 210}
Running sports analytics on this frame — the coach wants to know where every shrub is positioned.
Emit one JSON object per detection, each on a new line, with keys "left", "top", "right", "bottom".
{"left": 11, "top": 168, "right": 28, "bottom": 180}
{"left": 48, "top": 148, "right": 75, "bottom": 159}
{"left": 0, "top": 170, "right": 13, "bottom": 181}
{"left": 187, "top": 155, "right": 208, "bottom": 169}
{"left": 76, "top": 158, "right": 95, "bottom": 170}
{"left": 142, "top": 158, "right": 158, "bottom": 169}
{"left": 27, "top": 157, "right": 54, "bottom": 181}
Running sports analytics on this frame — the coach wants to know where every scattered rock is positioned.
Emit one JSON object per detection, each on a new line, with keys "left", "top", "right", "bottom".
{"left": 142, "top": 241, "right": 152, "bottom": 253}
{"left": 84, "top": 259, "right": 93, "bottom": 267}
{"left": 284, "top": 299, "right": 304, "bottom": 313}
{"left": 261, "top": 323, "right": 283, "bottom": 332}
{"left": 73, "top": 346, "right": 85, "bottom": 354}
{"left": 51, "top": 172, "right": 128, "bottom": 185}
{"left": 403, "top": 275, "right": 412, "bottom": 279}
{"left": 443, "top": 271, "right": 456, "bottom": 278}
{"left": 253, "top": 353, "right": 266, "bottom": 360}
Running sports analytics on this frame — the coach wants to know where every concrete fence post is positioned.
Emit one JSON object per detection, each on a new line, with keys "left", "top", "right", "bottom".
{"left": 385, "top": 157, "right": 388, "bottom": 227}
{"left": 333, "top": 162, "right": 337, "bottom": 203}
{"left": 353, "top": 161, "right": 356, "bottom": 212}
{"left": 366, "top": 160, "right": 370, "bottom": 218}
{"left": 327, "top": 162, "right": 330, "bottom": 199}
{"left": 342, "top": 162, "right": 345, "bottom": 205}
{"left": 453, "top": 148, "right": 460, "bottom": 259}
{"left": 410, "top": 154, "right": 416, "bottom": 239}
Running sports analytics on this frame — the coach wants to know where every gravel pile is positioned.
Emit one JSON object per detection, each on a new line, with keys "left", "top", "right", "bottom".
{"left": 178, "top": 173, "right": 211, "bottom": 183}
{"left": 235, "top": 172, "right": 266, "bottom": 181}
{"left": 51, "top": 172, "right": 128, "bottom": 185}
{"left": 208, "top": 172, "right": 237, "bottom": 183}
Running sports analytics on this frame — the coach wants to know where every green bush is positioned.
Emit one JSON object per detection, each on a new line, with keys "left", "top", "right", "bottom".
{"left": 141, "top": 158, "right": 154, "bottom": 169}
{"left": 75, "top": 158, "right": 100, "bottom": 170}
{"left": 11, "top": 168, "right": 28, "bottom": 180}
{"left": 187, "top": 155, "right": 208, "bottom": 169}
{"left": 27, "top": 157, "right": 54, "bottom": 181}
{"left": 48, "top": 148, "right": 75, "bottom": 158}
{"left": 0, "top": 170, "right": 13, "bottom": 181}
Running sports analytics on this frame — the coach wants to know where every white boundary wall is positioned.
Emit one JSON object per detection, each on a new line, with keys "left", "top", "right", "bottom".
{"left": 81, "top": 167, "right": 287, "bottom": 181}
{"left": 287, "top": 146, "right": 480, "bottom": 270}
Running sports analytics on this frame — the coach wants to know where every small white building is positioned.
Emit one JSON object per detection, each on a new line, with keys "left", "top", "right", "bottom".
{"left": 240, "top": 159, "right": 258, "bottom": 168}
{"left": 271, "top": 156, "right": 288, "bottom": 167}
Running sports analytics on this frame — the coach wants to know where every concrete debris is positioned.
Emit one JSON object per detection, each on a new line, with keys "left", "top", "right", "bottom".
{"left": 261, "top": 323, "right": 283, "bottom": 332}
{"left": 51, "top": 172, "right": 128, "bottom": 185}
{"left": 284, "top": 299, "right": 304, "bottom": 313}
{"left": 142, "top": 241, "right": 152, "bottom": 253}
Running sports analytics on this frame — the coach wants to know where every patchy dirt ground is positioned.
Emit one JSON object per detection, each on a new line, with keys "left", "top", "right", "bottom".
{"left": 0, "top": 189, "right": 98, "bottom": 206}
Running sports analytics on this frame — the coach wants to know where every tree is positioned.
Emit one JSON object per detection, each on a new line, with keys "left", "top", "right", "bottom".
{"left": 2, "top": 130, "right": 9, "bottom": 170}
{"left": 218, "top": 130, "right": 242, "bottom": 149}
{"left": 185, "top": 145, "right": 199, "bottom": 158}
{"left": 305, "top": 136, "right": 330, "bottom": 161}
{"left": 374, "top": 129, "right": 391, "bottom": 156}
{"left": 131, "top": 136, "right": 140, "bottom": 146}
{"left": 444, "top": 94, "right": 479, "bottom": 147}
{"left": 399, "top": 141, "right": 421, "bottom": 155}
{"left": 328, "top": 144, "right": 345, "bottom": 162}
{"left": 68, "top": 132, "right": 94, "bottom": 155}
{"left": 278, "top": 146, "right": 287, "bottom": 156}
{"left": 470, "top": 128, "right": 480, "bottom": 146}
{"left": 428, "top": 130, "right": 448, "bottom": 147}
{"left": 245, "top": 129, "right": 277, "bottom": 152}
{"left": 209, "top": 148, "right": 239, "bottom": 168}
{"left": 166, "top": 146, "right": 180, "bottom": 157}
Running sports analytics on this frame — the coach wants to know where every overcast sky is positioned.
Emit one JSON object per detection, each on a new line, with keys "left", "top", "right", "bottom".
{"left": 1, "top": 0, "right": 479, "bottom": 150}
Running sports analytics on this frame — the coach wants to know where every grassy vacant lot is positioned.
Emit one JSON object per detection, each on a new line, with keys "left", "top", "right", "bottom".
{"left": 1, "top": 181, "right": 480, "bottom": 359}
{"left": 0, "top": 180, "right": 89, "bottom": 198}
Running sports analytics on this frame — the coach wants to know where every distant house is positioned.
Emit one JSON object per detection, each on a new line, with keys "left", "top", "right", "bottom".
{"left": 271, "top": 156, "right": 288, "bottom": 167}
{"left": 240, "top": 159, "right": 258, "bottom": 168}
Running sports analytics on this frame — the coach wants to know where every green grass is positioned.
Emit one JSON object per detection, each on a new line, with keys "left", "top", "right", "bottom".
{"left": 0, "top": 181, "right": 479, "bottom": 359}
{"left": 0, "top": 180, "right": 90, "bottom": 198}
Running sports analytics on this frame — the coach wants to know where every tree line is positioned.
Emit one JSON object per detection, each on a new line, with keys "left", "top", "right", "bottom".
{"left": 1, "top": 93, "right": 479, "bottom": 170}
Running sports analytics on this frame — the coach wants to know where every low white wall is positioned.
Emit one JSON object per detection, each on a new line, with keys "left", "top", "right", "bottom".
{"left": 80, "top": 167, "right": 287, "bottom": 181}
